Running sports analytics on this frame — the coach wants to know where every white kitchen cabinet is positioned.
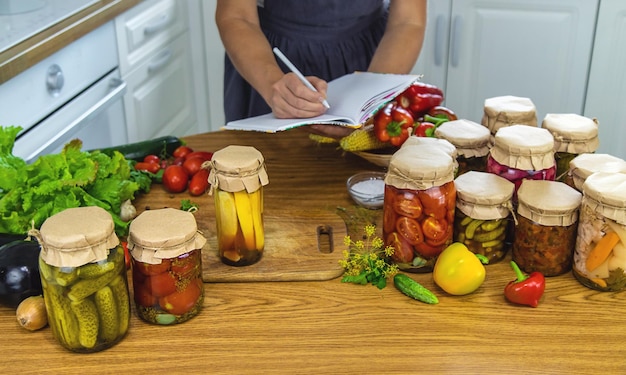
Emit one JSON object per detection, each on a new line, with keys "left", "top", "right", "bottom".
{"left": 115, "top": 0, "right": 209, "bottom": 142}
{"left": 584, "top": 0, "right": 626, "bottom": 160}
{"left": 412, "top": 0, "right": 598, "bottom": 125}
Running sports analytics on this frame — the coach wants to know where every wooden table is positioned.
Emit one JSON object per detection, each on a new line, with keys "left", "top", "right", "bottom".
{"left": 1, "top": 129, "right": 625, "bottom": 374}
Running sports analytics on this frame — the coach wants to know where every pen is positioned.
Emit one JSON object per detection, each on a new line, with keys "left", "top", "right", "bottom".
{"left": 272, "top": 47, "right": 331, "bottom": 109}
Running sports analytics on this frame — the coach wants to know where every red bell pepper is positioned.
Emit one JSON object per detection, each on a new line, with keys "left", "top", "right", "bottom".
{"left": 504, "top": 261, "right": 545, "bottom": 308}
{"left": 397, "top": 82, "right": 444, "bottom": 118}
{"left": 373, "top": 102, "right": 414, "bottom": 147}
{"left": 414, "top": 122, "right": 436, "bottom": 137}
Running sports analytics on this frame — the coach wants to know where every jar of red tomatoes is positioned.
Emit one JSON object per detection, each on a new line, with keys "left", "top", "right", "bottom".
{"left": 128, "top": 208, "right": 206, "bottom": 325}
{"left": 435, "top": 119, "right": 491, "bottom": 176}
{"left": 401, "top": 136, "right": 459, "bottom": 176}
{"left": 573, "top": 172, "right": 626, "bottom": 291}
{"left": 513, "top": 180, "right": 582, "bottom": 276}
{"left": 541, "top": 113, "right": 599, "bottom": 182}
{"left": 486, "top": 124, "right": 556, "bottom": 199}
{"left": 454, "top": 171, "right": 515, "bottom": 263}
{"left": 208, "top": 145, "right": 269, "bottom": 266}
{"left": 481, "top": 95, "right": 537, "bottom": 143}
{"left": 565, "top": 153, "right": 626, "bottom": 192}
{"left": 32, "top": 206, "right": 130, "bottom": 353}
{"left": 383, "top": 145, "right": 456, "bottom": 272}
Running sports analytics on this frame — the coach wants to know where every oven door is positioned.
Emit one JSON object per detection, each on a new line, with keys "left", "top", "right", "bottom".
{"left": 13, "top": 68, "right": 128, "bottom": 163}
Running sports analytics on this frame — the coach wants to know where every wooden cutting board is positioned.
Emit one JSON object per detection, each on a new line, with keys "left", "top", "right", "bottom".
{"left": 201, "top": 209, "right": 347, "bottom": 282}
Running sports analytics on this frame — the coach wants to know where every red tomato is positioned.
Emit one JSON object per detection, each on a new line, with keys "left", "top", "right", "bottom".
{"left": 396, "top": 217, "right": 424, "bottom": 246}
{"left": 414, "top": 241, "right": 444, "bottom": 258}
{"left": 422, "top": 216, "right": 448, "bottom": 241}
{"left": 173, "top": 145, "right": 193, "bottom": 159}
{"left": 185, "top": 151, "right": 213, "bottom": 161}
{"left": 145, "top": 271, "right": 178, "bottom": 297}
{"left": 393, "top": 191, "right": 423, "bottom": 219}
{"left": 134, "top": 162, "right": 161, "bottom": 174}
{"left": 143, "top": 154, "right": 161, "bottom": 164}
{"left": 133, "top": 282, "right": 158, "bottom": 307}
{"left": 171, "top": 250, "right": 201, "bottom": 279}
{"left": 189, "top": 169, "right": 210, "bottom": 196}
{"left": 182, "top": 157, "right": 205, "bottom": 176}
{"left": 163, "top": 165, "right": 189, "bottom": 193}
{"left": 383, "top": 202, "right": 397, "bottom": 235}
{"left": 134, "top": 258, "right": 172, "bottom": 276}
{"left": 121, "top": 241, "right": 130, "bottom": 270}
{"left": 418, "top": 188, "right": 447, "bottom": 219}
{"left": 159, "top": 279, "right": 202, "bottom": 315}
{"left": 386, "top": 232, "right": 414, "bottom": 263}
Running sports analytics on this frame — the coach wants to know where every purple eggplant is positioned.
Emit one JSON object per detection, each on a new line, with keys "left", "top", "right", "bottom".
{"left": 0, "top": 240, "right": 42, "bottom": 308}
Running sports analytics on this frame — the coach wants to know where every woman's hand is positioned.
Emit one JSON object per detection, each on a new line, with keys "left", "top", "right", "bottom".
{"left": 306, "top": 124, "right": 355, "bottom": 139}
{"left": 269, "top": 73, "right": 329, "bottom": 119}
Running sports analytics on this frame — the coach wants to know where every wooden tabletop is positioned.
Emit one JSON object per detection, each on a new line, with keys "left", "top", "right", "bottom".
{"left": 1, "top": 129, "right": 625, "bottom": 374}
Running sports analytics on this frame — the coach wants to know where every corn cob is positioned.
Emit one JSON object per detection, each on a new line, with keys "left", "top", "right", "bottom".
{"left": 339, "top": 129, "right": 389, "bottom": 152}
{"left": 308, "top": 133, "right": 338, "bottom": 144}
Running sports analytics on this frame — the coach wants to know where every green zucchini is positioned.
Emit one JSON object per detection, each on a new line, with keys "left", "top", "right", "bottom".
{"left": 89, "top": 136, "right": 183, "bottom": 161}
{"left": 394, "top": 273, "right": 439, "bottom": 304}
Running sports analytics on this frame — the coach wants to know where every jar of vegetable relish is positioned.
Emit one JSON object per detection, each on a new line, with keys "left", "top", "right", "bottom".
{"left": 481, "top": 95, "right": 537, "bottom": 143}
{"left": 565, "top": 153, "right": 626, "bottom": 192}
{"left": 435, "top": 119, "right": 491, "bottom": 176}
{"left": 32, "top": 206, "right": 129, "bottom": 353}
{"left": 486, "top": 125, "right": 556, "bottom": 199}
{"left": 383, "top": 145, "right": 456, "bottom": 272}
{"left": 128, "top": 208, "right": 206, "bottom": 325}
{"left": 208, "top": 145, "right": 269, "bottom": 266}
{"left": 454, "top": 171, "right": 515, "bottom": 263}
{"left": 541, "top": 113, "right": 599, "bottom": 182}
{"left": 513, "top": 180, "right": 582, "bottom": 276}
{"left": 573, "top": 172, "right": 626, "bottom": 291}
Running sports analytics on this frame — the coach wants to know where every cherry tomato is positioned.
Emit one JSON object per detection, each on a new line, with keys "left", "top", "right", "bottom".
{"left": 133, "top": 282, "right": 158, "bottom": 307}
{"left": 414, "top": 241, "right": 444, "bottom": 258}
{"left": 134, "top": 162, "right": 161, "bottom": 174}
{"left": 171, "top": 251, "right": 201, "bottom": 279}
{"left": 163, "top": 165, "right": 189, "bottom": 193}
{"left": 189, "top": 169, "right": 210, "bottom": 196}
{"left": 145, "top": 271, "right": 178, "bottom": 297}
{"left": 185, "top": 151, "right": 213, "bottom": 161}
{"left": 159, "top": 279, "right": 202, "bottom": 315}
{"left": 418, "top": 187, "right": 447, "bottom": 219}
{"left": 183, "top": 157, "right": 205, "bottom": 176}
{"left": 172, "top": 157, "right": 185, "bottom": 166}
{"left": 173, "top": 145, "right": 193, "bottom": 159}
{"left": 393, "top": 191, "right": 423, "bottom": 219}
{"left": 396, "top": 217, "right": 424, "bottom": 246}
{"left": 134, "top": 258, "right": 172, "bottom": 276}
{"left": 144, "top": 154, "right": 161, "bottom": 164}
{"left": 428, "top": 106, "right": 458, "bottom": 121}
{"left": 121, "top": 241, "right": 130, "bottom": 269}
{"left": 383, "top": 201, "right": 398, "bottom": 235}
{"left": 387, "top": 232, "right": 414, "bottom": 263}
{"left": 422, "top": 216, "right": 450, "bottom": 242}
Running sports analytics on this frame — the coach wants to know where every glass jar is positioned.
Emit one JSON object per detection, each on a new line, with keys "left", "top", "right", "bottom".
{"left": 513, "top": 180, "right": 582, "bottom": 276}
{"left": 401, "top": 136, "right": 459, "bottom": 176}
{"left": 454, "top": 171, "right": 515, "bottom": 263}
{"left": 31, "top": 206, "right": 129, "bottom": 353}
{"left": 127, "top": 208, "right": 206, "bottom": 325}
{"left": 565, "top": 153, "right": 626, "bottom": 192}
{"left": 208, "top": 145, "right": 269, "bottom": 266}
{"left": 541, "top": 113, "right": 599, "bottom": 182}
{"left": 486, "top": 124, "right": 556, "bottom": 199}
{"left": 383, "top": 145, "right": 456, "bottom": 272}
{"left": 481, "top": 95, "right": 537, "bottom": 143}
{"left": 573, "top": 172, "right": 626, "bottom": 291}
{"left": 435, "top": 119, "right": 491, "bottom": 176}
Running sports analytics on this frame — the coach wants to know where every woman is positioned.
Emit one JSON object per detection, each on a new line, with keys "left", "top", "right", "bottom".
{"left": 215, "top": 0, "right": 427, "bottom": 138}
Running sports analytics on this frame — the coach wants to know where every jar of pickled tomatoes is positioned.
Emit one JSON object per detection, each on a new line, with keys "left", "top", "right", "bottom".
{"left": 208, "top": 145, "right": 269, "bottom": 266}
{"left": 513, "top": 180, "right": 582, "bottom": 276}
{"left": 481, "top": 95, "right": 537, "bottom": 143}
{"left": 128, "top": 208, "right": 206, "bottom": 325}
{"left": 565, "top": 153, "right": 626, "bottom": 192}
{"left": 541, "top": 113, "right": 599, "bottom": 182}
{"left": 435, "top": 119, "right": 491, "bottom": 176}
{"left": 573, "top": 172, "right": 626, "bottom": 291}
{"left": 401, "top": 136, "right": 459, "bottom": 176}
{"left": 454, "top": 171, "right": 515, "bottom": 263}
{"left": 383, "top": 145, "right": 456, "bottom": 272}
{"left": 486, "top": 124, "right": 556, "bottom": 199}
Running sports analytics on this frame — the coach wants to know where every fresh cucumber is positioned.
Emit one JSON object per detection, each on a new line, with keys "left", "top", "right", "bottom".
{"left": 394, "top": 273, "right": 439, "bottom": 304}
{"left": 89, "top": 136, "right": 183, "bottom": 161}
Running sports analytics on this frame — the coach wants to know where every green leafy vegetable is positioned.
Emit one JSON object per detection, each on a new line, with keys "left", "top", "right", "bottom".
{"left": 0, "top": 126, "right": 150, "bottom": 236}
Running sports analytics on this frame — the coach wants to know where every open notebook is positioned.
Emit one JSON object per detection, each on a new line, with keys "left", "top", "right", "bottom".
{"left": 222, "top": 72, "right": 420, "bottom": 133}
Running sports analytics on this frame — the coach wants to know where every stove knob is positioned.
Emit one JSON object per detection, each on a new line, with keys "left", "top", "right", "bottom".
{"left": 46, "top": 64, "right": 64, "bottom": 97}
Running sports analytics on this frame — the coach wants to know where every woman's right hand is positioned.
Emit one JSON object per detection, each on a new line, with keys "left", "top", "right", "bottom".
{"left": 268, "top": 73, "right": 329, "bottom": 119}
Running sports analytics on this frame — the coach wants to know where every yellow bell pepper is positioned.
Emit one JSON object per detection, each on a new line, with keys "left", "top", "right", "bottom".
{"left": 433, "top": 242, "right": 486, "bottom": 295}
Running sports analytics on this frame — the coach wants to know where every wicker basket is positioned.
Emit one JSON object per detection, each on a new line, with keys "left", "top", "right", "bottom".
{"left": 352, "top": 149, "right": 396, "bottom": 167}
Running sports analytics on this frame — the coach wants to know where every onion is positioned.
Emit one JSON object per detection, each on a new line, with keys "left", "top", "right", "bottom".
{"left": 16, "top": 295, "right": 48, "bottom": 331}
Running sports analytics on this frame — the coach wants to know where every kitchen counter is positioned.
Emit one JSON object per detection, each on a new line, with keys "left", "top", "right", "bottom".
{"left": 1, "top": 129, "right": 626, "bottom": 374}
{"left": 0, "top": 0, "right": 142, "bottom": 84}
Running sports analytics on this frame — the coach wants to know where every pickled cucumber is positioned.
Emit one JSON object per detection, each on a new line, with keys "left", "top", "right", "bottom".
{"left": 55, "top": 267, "right": 79, "bottom": 286}
{"left": 94, "top": 286, "right": 119, "bottom": 342}
{"left": 44, "top": 284, "right": 81, "bottom": 349}
{"left": 67, "top": 270, "right": 117, "bottom": 302}
{"left": 71, "top": 298, "right": 99, "bottom": 349}
{"left": 108, "top": 275, "right": 130, "bottom": 335}
{"left": 465, "top": 219, "right": 485, "bottom": 239}
{"left": 473, "top": 225, "right": 506, "bottom": 243}
{"left": 480, "top": 219, "right": 503, "bottom": 232}
{"left": 79, "top": 261, "right": 115, "bottom": 279}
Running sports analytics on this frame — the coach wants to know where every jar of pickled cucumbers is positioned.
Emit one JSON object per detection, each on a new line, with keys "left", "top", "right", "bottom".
{"left": 454, "top": 171, "right": 515, "bottom": 263}
{"left": 481, "top": 95, "right": 537, "bottom": 143}
{"left": 31, "top": 206, "right": 129, "bottom": 353}
{"left": 565, "top": 153, "right": 626, "bottom": 192}
{"left": 435, "top": 119, "right": 491, "bottom": 176}
{"left": 208, "top": 145, "right": 269, "bottom": 266}
{"left": 487, "top": 124, "right": 556, "bottom": 199}
{"left": 127, "top": 208, "right": 206, "bottom": 325}
{"left": 541, "top": 113, "right": 599, "bottom": 182}
{"left": 383, "top": 145, "right": 456, "bottom": 272}
{"left": 513, "top": 180, "right": 582, "bottom": 276}
{"left": 573, "top": 172, "right": 626, "bottom": 291}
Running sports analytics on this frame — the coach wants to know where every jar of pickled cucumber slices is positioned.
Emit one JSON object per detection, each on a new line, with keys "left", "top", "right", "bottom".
{"left": 31, "top": 206, "right": 130, "bottom": 353}
{"left": 208, "top": 145, "right": 269, "bottom": 266}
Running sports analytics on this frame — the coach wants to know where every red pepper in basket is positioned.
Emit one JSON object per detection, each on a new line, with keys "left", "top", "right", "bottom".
{"left": 373, "top": 102, "right": 414, "bottom": 147}
{"left": 397, "top": 82, "right": 444, "bottom": 118}
{"left": 504, "top": 261, "right": 545, "bottom": 308}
